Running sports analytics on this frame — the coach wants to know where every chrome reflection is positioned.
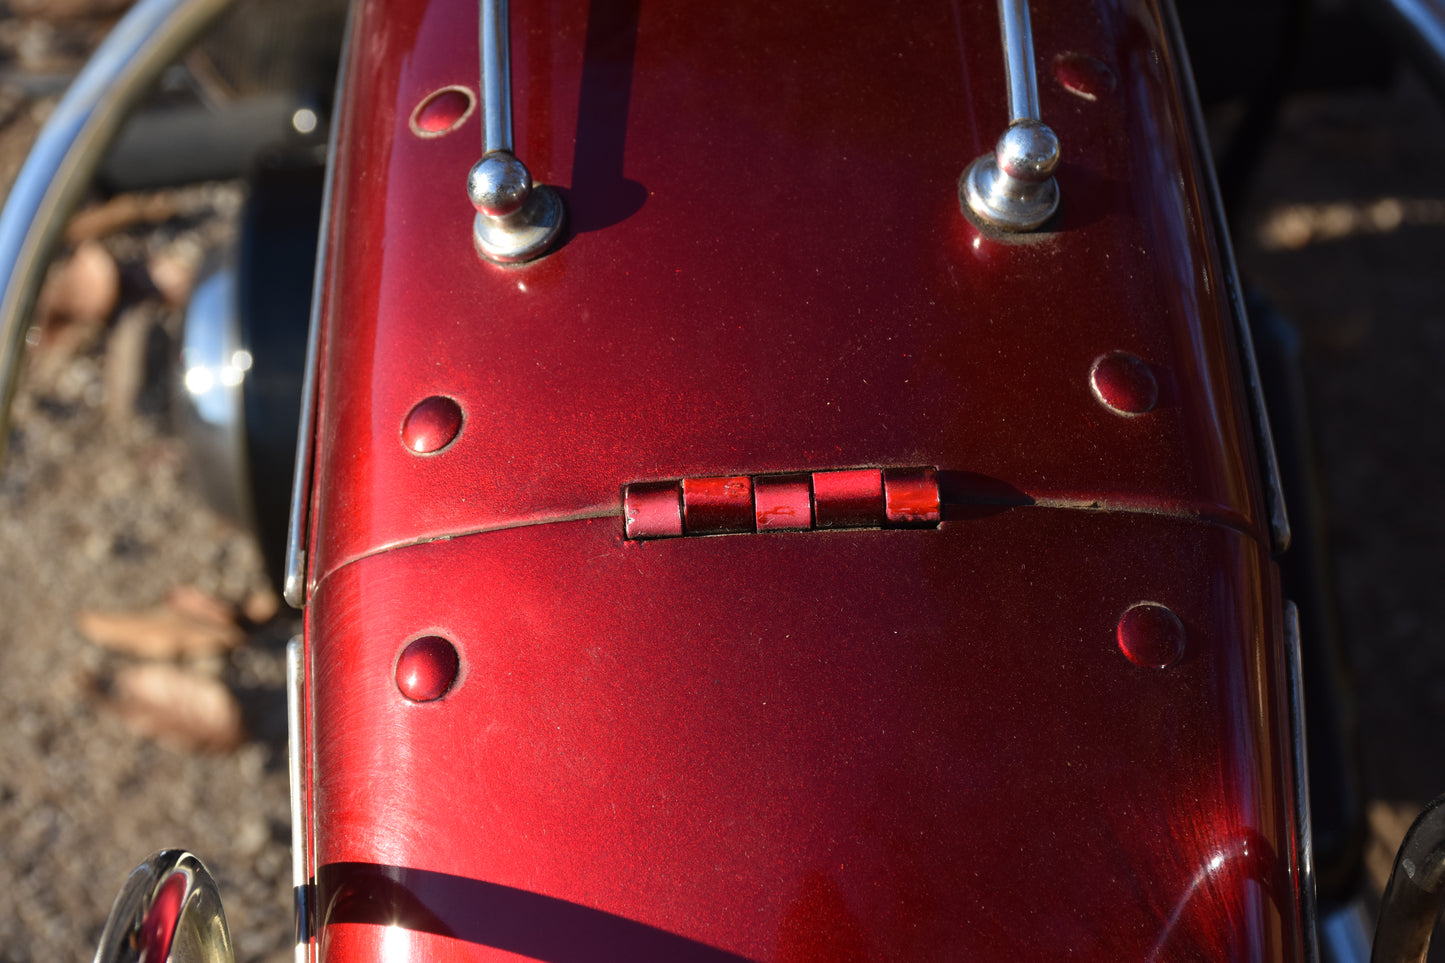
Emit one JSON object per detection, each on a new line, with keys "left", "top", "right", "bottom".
{"left": 178, "top": 263, "right": 254, "bottom": 528}
{"left": 1321, "top": 898, "right": 1373, "bottom": 963}
{"left": 286, "top": 637, "right": 314, "bottom": 963}
{"left": 93, "top": 850, "right": 235, "bottom": 963}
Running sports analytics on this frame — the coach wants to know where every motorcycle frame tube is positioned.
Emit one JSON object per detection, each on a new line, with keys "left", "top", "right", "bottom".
{"left": 1160, "top": 0, "right": 1293, "bottom": 555}
{"left": 0, "top": 0, "right": 234, "bottom": 464}
{"left": 283, "top": 0, "right": 358, "bottom": 610}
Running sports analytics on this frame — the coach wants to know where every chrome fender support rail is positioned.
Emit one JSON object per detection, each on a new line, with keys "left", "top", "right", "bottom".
{"left": 1371, "top": 796, "right": 1445, "bottom": 963}
{"left": 286, "top": 637, "right": 315, "bottom": 963}
{"left": 0, "top": 0, "right": 235, "bottom": 464}
{"left": 283, "top": 0, "right": 357, "bottom": 611}
{"left": 1285, "top": 601, "right": 1323, "bottom": 963}
{"left": 961, "top": 0, "right": 1061, "bottom": 232}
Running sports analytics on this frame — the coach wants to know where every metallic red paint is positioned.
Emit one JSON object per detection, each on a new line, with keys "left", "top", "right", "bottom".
{"left": 137, "top": 872, "right": 186, "bottom": 963}
{"left": 623, "top": 480, "right": 682, "bottom": 540}
{"left": 682, "top": 476, "right": 753, "bottom": 535}
{"left": 307, "top": 511, "right": 1301, "bottom": 960}
{"left": 811, "top": 469, "right": 886, "bottom": 530}
{"left": 753, "top": 474, "right": 812, "bottom": 532}
{"left": 296, "top": 0, "right": 1306, "bottom": 957}
{"left": 882, "top": 467, "right": 942, "bottom": 528}
{"left": 305, "top": 0, "right": 1270, "bottom": 589}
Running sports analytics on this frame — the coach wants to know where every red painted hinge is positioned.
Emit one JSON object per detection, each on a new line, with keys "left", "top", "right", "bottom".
{"left": 624, "top": 468, "right": 940, "bottom": 540}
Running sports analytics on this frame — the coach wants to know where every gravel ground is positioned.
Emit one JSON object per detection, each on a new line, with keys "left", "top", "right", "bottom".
{"left": 1, "top": 12, "right": 295, "bottom": 962}
{"left": 1, "top": 9, "right": 1443, "bottom": 963}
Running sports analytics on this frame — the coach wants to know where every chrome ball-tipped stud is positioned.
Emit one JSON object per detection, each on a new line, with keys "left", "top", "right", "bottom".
{"left": 962, "top": 120, "right": 1061, "bottom": 233}
{"left": 468, "top": 150, "right": 564, "bottom": 264}
{"left": 468, "top": 151, "right": 532, "bottom": 218}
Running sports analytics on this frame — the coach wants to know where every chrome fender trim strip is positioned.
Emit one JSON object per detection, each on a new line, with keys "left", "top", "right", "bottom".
{"left": 283, "top": 0, "right": 358, "bottom": 610}
{"left": 1159, "top": 0, "right": 1293, "bottom": 553}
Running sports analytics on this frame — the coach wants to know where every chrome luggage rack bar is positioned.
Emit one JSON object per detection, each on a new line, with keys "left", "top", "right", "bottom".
{"left": 468, "top": 0, "right": 565, "bottom": 264}
{"left": 961, "top": 0, "right": 1061, "bottom": 232}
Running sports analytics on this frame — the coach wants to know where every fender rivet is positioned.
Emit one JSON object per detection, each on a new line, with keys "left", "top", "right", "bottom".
{"left": 402, "top": 396, "right": 463, "bottom": 453}
{"left": 396, "top": 636, "right": 459, "bottom": 702}
{"left": 1116, "top": 603, "right": 1185, "bottom": 669}
{"left": 1090, "top": 351, "right": 1158, "bottom": 415}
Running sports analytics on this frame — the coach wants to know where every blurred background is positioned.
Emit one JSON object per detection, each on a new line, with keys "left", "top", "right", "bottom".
{"left": 0, "top": 0, "right": 1442, "bottom": 960}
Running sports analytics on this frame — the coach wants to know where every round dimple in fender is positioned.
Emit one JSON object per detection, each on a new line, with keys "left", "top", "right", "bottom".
{"left": 410, "top": 86, "right": 476, "bottom": 138}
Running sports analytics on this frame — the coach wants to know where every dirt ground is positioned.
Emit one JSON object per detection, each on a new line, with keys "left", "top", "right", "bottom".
{"left": 1, "top": 7, "right": 1444, "bottom": 963}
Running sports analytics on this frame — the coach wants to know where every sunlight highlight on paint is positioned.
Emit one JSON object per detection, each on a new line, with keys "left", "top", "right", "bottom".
{"left": 381, "top": 923, "right": 408, "bottom": 960}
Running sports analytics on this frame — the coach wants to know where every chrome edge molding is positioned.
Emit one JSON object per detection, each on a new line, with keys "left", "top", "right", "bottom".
{"left": 467, "top": 0, "right": 565, "bottom": 263}
{"left": 0, "top": 0, "right": 234, "bottom": 464}
{"left": 961, "top": 0, "right": 1061, "bottom": 233}
{"left": 1285, "top": 601, "right": 1322, "bottom": 963}
{"left": 1159, "top": 0, "right": 1292, "bottom": 553}
{"left": 286, "top": 637, "right": 313, "bottom": 962}
{"left": 93, "top": 850, "right": 235, "bottom": 963}
{"left": 282, "top": 0, "right": 358, "bottom": 611}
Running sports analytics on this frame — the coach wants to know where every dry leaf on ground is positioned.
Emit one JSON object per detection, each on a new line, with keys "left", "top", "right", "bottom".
{"left": 241, "top": 587, "right": 281, "bottom": 625}
{"left": 77, "top": 586, "right": 244, "bottom": 658}
{"left": 64, "top": 192, "right": 181, "bottom": 243}
{"left": 101, "top": 663, "right": 246, "bottom": 753}
{"left": 165, "top": 584, "right": 239, "bottom": 625}
{"left": 32, "top": 239, "right": 119, "bottom": 354}
{"left": 147, "top": 251, "right": 195, "bottom": 306}
{"left": 1366, "top": 800, "right": 1423, "bottom": 893}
